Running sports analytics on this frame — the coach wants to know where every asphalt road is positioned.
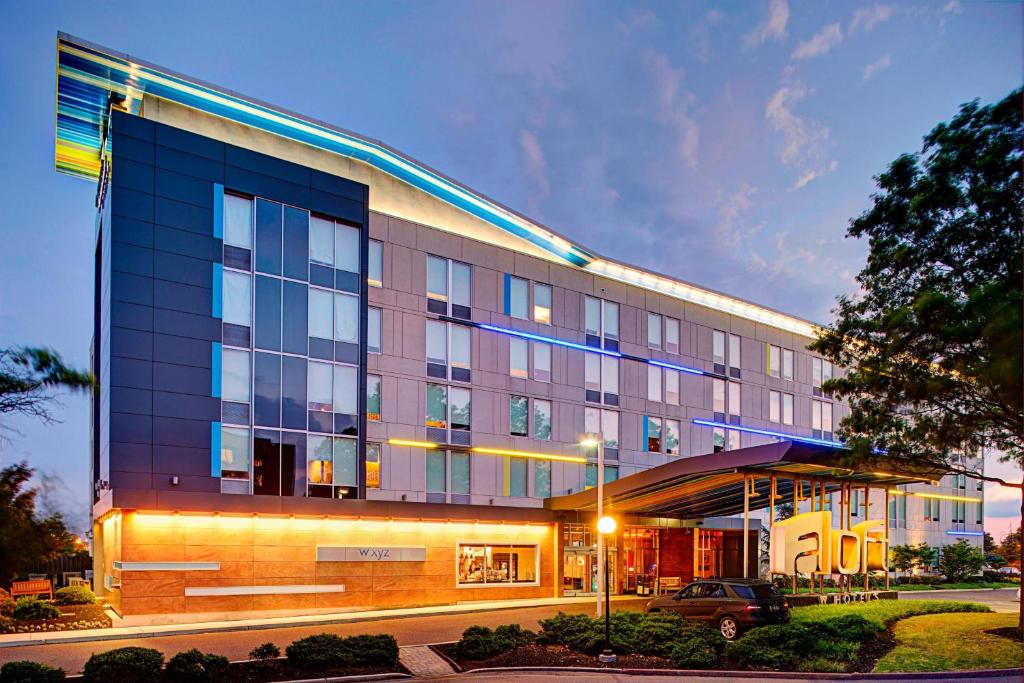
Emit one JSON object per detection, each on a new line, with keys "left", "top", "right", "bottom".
{"left": 446, "top": 672, "right": 1023, "bottom": 683}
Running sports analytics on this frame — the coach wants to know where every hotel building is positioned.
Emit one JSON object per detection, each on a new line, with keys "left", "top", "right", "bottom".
{"left": 55, "top": 35, "right": 984, "bottom": 616}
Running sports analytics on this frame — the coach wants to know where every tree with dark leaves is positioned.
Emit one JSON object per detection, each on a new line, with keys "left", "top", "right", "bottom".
{"left": 0, "top": 462, "right": 75, "bottom": 587}
{"left": 0, "top": 347, "right": 93, "bottom": 435}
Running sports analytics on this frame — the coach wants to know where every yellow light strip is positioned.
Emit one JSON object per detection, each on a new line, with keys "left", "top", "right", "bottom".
{"left": 470, "top": 446, "right": 587, "bottom": 464}
{"left": 889, "top": 491, "right": 981, "bottom": 503}
{"left": 387, "top": 439, "right": 439, "bottom": 449}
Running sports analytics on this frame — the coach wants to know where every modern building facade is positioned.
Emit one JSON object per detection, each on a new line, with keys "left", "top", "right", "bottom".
{"left": 56, "top": 35, "right": 983, "bottom": 616}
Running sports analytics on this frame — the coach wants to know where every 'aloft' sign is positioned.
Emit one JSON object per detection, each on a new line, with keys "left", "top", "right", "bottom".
{"left": 769, "top": 511, "right": 886, "bottom": 576}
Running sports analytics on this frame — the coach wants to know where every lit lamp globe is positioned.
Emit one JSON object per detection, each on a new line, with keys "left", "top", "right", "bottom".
{"left": 597, "top": 516, "right": 617, "bottom": 535}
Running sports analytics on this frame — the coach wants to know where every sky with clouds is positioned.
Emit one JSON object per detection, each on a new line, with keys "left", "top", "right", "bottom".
{"left": 0, "top": 1, "right": 1020, "bottom": 538}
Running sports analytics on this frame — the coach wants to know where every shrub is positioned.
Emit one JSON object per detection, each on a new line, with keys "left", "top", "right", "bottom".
{"left": 670, "top": 622, "right": 726, "bottom": 669}
{"left": 0, "top": 617, "right": 14, "bottom": 633}
{"left": 82, "top": 647, "right": 164, "bottom": 683}
{"left": 53, "top": 586, "right": 96, "bottom": 606}
{"left": 494, "top": 623, "right": 535, "bottom": 648}
{"left": 726, "top": 623, "right": 816, "bottom": 669}
{"left": 0, "top": 597, "right": 14, "bottom": 618}
{"left": 0, "top": 661, "right": 66, "bottom": 683}
{"left": 12, "top": 598, "right": 60, "bottom": 621}
{"left": 165, "top": 649, "right": 229, "bottom": 682}
{"left": 286, "top": 633, "right": 348, "bottom": 669}
{"left": 818, "top": 614, "right": 882, "bottom": 644}
{"left": 536, "top": 612, "right": 595, "bottom": 652}
{"left": 248, "top": 642, "right": 280, "bottom": 662}
{"left": 455, "top": 625, "right": 534, "bottom": 660}
{"left": 339, "top": 634, "right": 399, "bottom": 666}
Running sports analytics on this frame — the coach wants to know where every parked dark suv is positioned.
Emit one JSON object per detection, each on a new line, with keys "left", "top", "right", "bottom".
{"left": 644, "top": 578, "right": 789, "bottom": 640}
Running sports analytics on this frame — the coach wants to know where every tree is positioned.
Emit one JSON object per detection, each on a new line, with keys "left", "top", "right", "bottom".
{"left": 810, "top": 88, "right": 1023, "bottom": 627}
{"left": 0, "top": 462, "right": 75, "bottom": 587}
{"left": 998, "top": 525, "right": 1021, "bottom": 566}
{"left": 0, "top": 347, "right": 93, "bottom": 436}
{"left": 889, "top": 543, "right": 931, "bottom": 576}
{"left": 985, "top": 553, "right": 1007, "bottom": 570}
{"left": 983, "top": 531, "right": 997, "bottom": 553}
{"left": 938, "top": 540, "right": 986, "bottom": 582}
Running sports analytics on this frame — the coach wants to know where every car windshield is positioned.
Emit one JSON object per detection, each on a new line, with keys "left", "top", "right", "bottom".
{"left": 731, "top": 584, "right": 780, "bottom": 599}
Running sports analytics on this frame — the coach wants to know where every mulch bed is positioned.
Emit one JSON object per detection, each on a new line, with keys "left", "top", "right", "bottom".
{"left": 5, "top": 604, "right": 112, "bottom": 633}
{"left": 851, "top": 627, "right": 896, "bottom": 673}
{"left": 434, "top": 642, "right": 674, "bottom": 671}
{"left": 986, "top": 626, "right": 1023, "bottom": 642}
{"left": 214, "top": 660, "right": 408, "bottom": 683}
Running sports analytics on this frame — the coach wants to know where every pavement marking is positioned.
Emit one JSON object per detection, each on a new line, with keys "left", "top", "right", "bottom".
{"left": 399, "top": 645, "right": 456, "bottom": 678}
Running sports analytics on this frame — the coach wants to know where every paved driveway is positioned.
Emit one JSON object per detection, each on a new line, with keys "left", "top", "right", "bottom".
{"left": 898, "top": 587, "right": 1020, "bottom": 613}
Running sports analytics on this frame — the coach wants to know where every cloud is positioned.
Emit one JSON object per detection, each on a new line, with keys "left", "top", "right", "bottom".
{"left": 850, "top": 4, "right": 896, "bottom": 33}
{"left": 518, "top": 129, "right": 550, "bottom": 211}
{"left": 717, "top": 182, "right": 758, "bottom": 247}
{"left": 792, "top": 23, "right": 843, "bottom": 59}
{"left": 643, "top": 51, "right": 700, "bottom": 168}
{"left": 862, "top": 54, "right": 892, "bottom": 80}
{"left": 744, "top": 0, "right": 789, "bottom": 49}
{"left": 765, "top": 69, "right": 838, "bottom": 188}
{"left": 617, "top": 8, "right": 659, "bottom": 35}
{"left": 794, "top": 159, "right": 838, "bottom": 189}
{"left": 943, "top": 0, "right": 962, "bottom": 14}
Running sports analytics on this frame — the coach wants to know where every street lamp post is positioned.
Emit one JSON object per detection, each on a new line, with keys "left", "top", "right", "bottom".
{"left": 597, "top": 515, "right": 617, "bottom": 664}
{"left": 580, "top": 432, "right": 605, "bottom": 617}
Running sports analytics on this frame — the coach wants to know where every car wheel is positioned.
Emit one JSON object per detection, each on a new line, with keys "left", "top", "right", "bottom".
{"left": 718, "top": 616, "right": 739, "bottom": 641}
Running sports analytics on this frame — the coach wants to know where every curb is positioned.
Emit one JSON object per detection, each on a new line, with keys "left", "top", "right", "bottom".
{"left": 63, "top": 674, "right": 411, "bottom": 683}
{"left": 460, "top": 666, "right": 1024, "bottom": 680}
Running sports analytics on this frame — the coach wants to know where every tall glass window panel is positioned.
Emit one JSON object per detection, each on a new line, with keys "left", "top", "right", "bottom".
{"left": 510, "top": 395, "right": 529, "bottom": 437}
{"left": 451, "top": 325, "right": 471, "bottom": 372}
{"left": 308, "top": 361, "right": 332, "bottom": 414}
{"left": 223, "top": 271, "right": 252, "bottom": 327}
{"left": 253, "top": 352, "right": 281, "bottom": 428}
{"left": 368, "top": 307, "right": 382, "bottom": 354}
{"left": 534, "top": 399, "right": 552, "bottom": 440}
{"left": 333, "top": 437, "right": 357, "bottom": 487}
{"left": 367, "top": 374, "right": 381, "bottom": 421}
{"left": 585, "top": 296, "right": 601, "bottom": 336}
{"left": 782, "top": 393, "right": 794, "bottom": 425}
{"left": 532, "top": 342, "right": 551, "bottom": 382}
{"left": 281, "top": 355, "right": 307, "bottom": 430}
{"left": 221, "top": 426, "right": 250, "bottom": 480}
{"left": 601, "top": 356, "right": 619, "bottom": 395}
{"left": 427, "top": 256, "right": 448, "bottom": 302}
{"left": 534, "top": 461, "right": 551, "bottom": 498}
{"left": 822, "top": 360, "right": 833, "bottom": 383}
{"left": 368, "top": 239, "right": 383, "bottom": 287}
{"left": 335, "top": 224, "right": 360, "bottom": 274}
{"left": 812, "top": 401, "right": 822, "bottom": 431}
{"left": 729, "top": 334, "right": 741, "bottom": 371}
{"left": 647, "top": 365, "right": 662, "bottom": 402}
{"left": 222, "top": 349, "right": 250, "bottom": 403}
{"left": 224, "top": 195, "right": 253, "bottom": 248}
{"left": 713, "top": 427, "right": 725, "bottom": 452}
{"left": 769, "top": 390, "right": 781, "bottom": 422}
{"left": 366, "top": 442, "right": 381, "bottom": 489}
{"left": 426, "top": 450, "right": 446, "bottom": 494}
{"left": 283, "top": 206, "right": 309, "bottom": 281}
{"left": 782, "top": 349, "right": 794, "bottom": 380}
{"left": 727, "top": 430, "right": 740, "bottom": 451}
{"left": 510, "top": 338, "right": 528, "bottom": 378}
{"left": 308, "top": 288, "right": 333, "bottom": 340}
{"left": 712, "top": 378, "right": 725, "bottom": 414}
{"left": 665, "top": 318, "right": 680, "bottom": 353}
{"left": 254, "top": 275, "right": 281, "bottom": 351}
{"left": 585, "top": 464, "right": 597, "bottom": 489}
{"left": 426, "top": 384, "right": 448, "bottom": 428}
{"left": 821, "top": 402, "right": 833, "bottom": 433}
{"left": 604, "top": 466, "right": 618, "bottom": 483}
{"left": 333, "top": 364, "right": 357, "bottom": 415}
{"left": 509, "top": 457, "right": 527, "bottom": 497}
{"left": 307, "top": 434, "right": 333, "bottom": 485}
{"left": 812, "top": 358, "right": 822, "bottom": 386}
{"left": 254, "top": 199, "right": 282, "bottom": 275}
{"left": 450, "top": 387, "right": 471, "bottom": 431}
{"left": 768, "top": 345, "right": 781, "bottom": 378}
{"left": 451, "top": 451, "right": 470, "bottom": 495}
{"left": 509, "top": 276, "right": 529, "bottom": 319}
{"left": 604, "top": 302, "right": 619, "bottom": 340}
{"left": 334, "top": 293, "right": 358, "bottom": 344}
{"left": 647, "top": 313, "right": 662, "bottom": 349}
{"left": 712, "top": 331, "right": 726, "bottom": 365}
{"left": 253, "top": 430, "right": 281, "bottom": 496}
{"left": 728, "top": 382, "right": 740, "bottom": 417}
{"left": 584, "top": 407, "right": 600, "bottom": 436}
{"left": 602, "top": 409, "right": 619, "bottom": 449}
{"left": 665, "top": 370, "right": 679, "bottom": 405}
{"left": 665, "top": 419, "right": 680, "bottom": 455}
{"left": 533, "top": 283, "right": 551, "bottom": 324}
{"left": 282, "top": 281, "right": 308, "bottom": 355}
{"left": 451, "top": 261, "right": 471, "bottom": 311}
{"left": 585, "top": 354, "right": 601, "bottom": 394}
{"left": 647, "top": 416, "right": 662, "bottom": 452}
{"left": 309, "top": 216, "right": 334, "bottom": 266}
{"left": 426, "top": 320, "right": 448, "bottom": 366}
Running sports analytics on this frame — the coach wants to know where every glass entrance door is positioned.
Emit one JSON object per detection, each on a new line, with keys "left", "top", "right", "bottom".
{"left": 563, "top": 548, "right": 616, "bottom": 596}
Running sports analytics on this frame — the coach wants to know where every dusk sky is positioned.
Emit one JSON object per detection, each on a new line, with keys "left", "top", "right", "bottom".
{"left": 1, "top": 1, "right": 1020, "bottom": 537}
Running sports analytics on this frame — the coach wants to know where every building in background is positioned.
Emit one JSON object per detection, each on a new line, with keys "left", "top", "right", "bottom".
{"left": 55, "top": 34, "right": 983, "bottom": 616}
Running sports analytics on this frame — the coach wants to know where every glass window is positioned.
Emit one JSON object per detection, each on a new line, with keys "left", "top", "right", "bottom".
{"left": 254, "top": 200, "right": 282, "bottom": 275}
{"left": 782, "top": 393, "right": 794, "bottom": 425}
{"left": 769, "top": 390, "right": 780, "bottom": 422}
{"left": 451, "top": 325, "right": 471, "bottom": 370}
{"left": 335, "top": 224, "right": 360, "bottom": 274}
{"left": 224, "top": 194, "right": 253, "bottom": 248}
{"left": 368, "top": 239, "right": 383, "bottom": 287}
{"left": 283, "top": 206, "right": 308, "bottom": 281}
{"left": 457, "top": 544, "right": 537, "bottom": 585}
{"left": 782, "top": 349, "right": 794, "bottom": 380}
{"left": 426, "top": 450, "right": 446, "bottom": 493}
{"left": 768, "top": 345, "right": 781, "bottom": 378}
{"left": 254, "top": 275, "right": 281, "bottom": 351}
{"left": 534, "top": 283, "right": 551, "bottom": 324}
{"left": 712, "top": 331, "right": 725, "bottom": 365}
{"left": 665, "top": 370, "right": 679, "bottom": 405}
{"left": 647, "top": 416, "right": 662, "bottom": 452}
{"left": 712, "top": 378, "right": 725, "bottom": 413}
{"left": 308, "top": 361, "right": 332, "bottom": 412}
{"left": 713, "top": 427, "right": 725, "bottom": 452}
{"left": 532, "top": 342, "right": 551, "bottom": 381}
{"left": 451, "top": 261, "right": 472, "bottom": 310}
{"left": 728, "top": 382, "right": 740, "bottom": 416}
{"left": 534, "top": 461, "right": 551, "bottom": 498}
{"left": 221, "top": 426, "right": 250, "bottom": 479}
{"left": 510, "top": 338, "right": 528, "bottom": 378}
{"left": 812, "top": 358, "right": 822, "bottom": 386}
{"left": 601, "top": 356, "right": 619, "bottom": 394}
{"left": 334, "top": 293, "right": 358, "bottom": 343}
{"left": 451, "top": 451, "right": 470, "bottom": 495}
{"left": 822, "top": 402, "right": 833, "bottom": 432}
{"left": 604, "top": 302, "right": 619, "bottom": 339}
{"left": 510, "top": 395, "right": 529, "bottom": 437}
{"left": 585, "top": 463, "right": 597, "bottom": 489}
{"left": 585, "top": 354, "right": 601, "bottom": 393}
{"left": 665, "top": 419, "right": 680, "bottom": 455}
{"left": 223, "top": 270, "right": 252, "bottom": 327}
{"left": 427, "top": 256, "right": 448, "bottom": 302}
{"left": 509, "top": 457, "right": 527, "bottom": 497}
{"left": 426, "top": 320, "right": 448, "bottom": 365}
{"left": 253, "top": 352, "right": 280, "bottom": 427}
{"left": 647, "top": 313, "right": 662, "bottom": 349}
{"left": 426, "top": 384, "right": 447, "bottom": 428}
{"left": 334, "top": 437, "right": 357, "bottom": 487}
{"left": 665, "top": 318, "right": 680, "bottom": 353}
{"left": 366, "top": 442, "right": 381, "bottom": 489}
{"left": 647, "top": 366, "right": 662, "bottom": 402}
{"left": 307, "top": 434, "right": 332, "bottom": 484}
{"left": 333, "top": 364, "right": 357, "bottom": 415}
{"left": 602, "top": 409, "right": 619, "bottom": 449}
{"left": 585, "top": 296, "right": 601, "bottom": 336}
{"left": 727, "top": 429, "right": 740, "bottom": 451}
{"left": 282, "top": 281, "right": 308, "bottom": 355}
{"left": 367, "top": 374, "right": 381, "bottom": 421}
{"left": 729, "top": 334, "right": 741, "bottom": 370}
{"left": 368, "top": 307, "right": 382, "bottom": 353}
{"left": 450, "top": 387, "right": 471, "bottom": 431}
{"left": 509, "top": 276, "right": 529, "bottom": 319}
{"left": 222, "top": 349, "right": 250, "bottom": 403}
{"left": 534, "top": 399, "right": 552, "bottom": 440}
{"left": 309, "top": 216, "right": 334, "bottom": 266}
{"left": 308, "top": 287, "right": 333, "bottom": 340}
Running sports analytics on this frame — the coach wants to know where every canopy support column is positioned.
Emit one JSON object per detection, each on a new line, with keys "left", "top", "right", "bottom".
{"left": 742, "top": 474, "right": 750, "bottom": 578}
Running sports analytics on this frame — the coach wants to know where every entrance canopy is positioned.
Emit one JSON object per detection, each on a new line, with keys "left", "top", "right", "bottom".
{"left": 546, "top": 441, "right": 932, "bottom": 519}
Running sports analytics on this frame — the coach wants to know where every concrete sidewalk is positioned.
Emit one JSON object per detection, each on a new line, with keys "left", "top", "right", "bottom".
{"left": 0, "top": 594, "right": 641, "bottom": 648}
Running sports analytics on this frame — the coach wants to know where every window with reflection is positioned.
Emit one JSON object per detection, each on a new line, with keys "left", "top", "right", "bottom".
{"left": 451, "top": 451, "right": 470, "bottom": 496}
{"left": 366, "top": 442, "right": 381, "bottom": 489}
{"left": 310, "top": 216, "right": 334, "bottom": 266}
{"left": 510, "top": 338, "right": 528, "bottom": 378}
{"left": 222, "top": 349, "right": 250, "bottom": 403}
{"left": 335, "top": 224, "right": 359, "bottom": 274}
{"left": 534, "top": 460, "right": 551, "bottom": 498}
{"left": 510, "top": 395, "right": 529, "bottom": 437}
{"left": 533, "top": 283, "right": 551, "bottom": 324}
{"left": 307, "top": 434, "right": 333, "bottom": 485}
{"left": 367, "top": 374, "right": 381, "bottom": 421}
{"left": 334, "top": 293, "right": 358, "bottom": 344}
{"left": 457, "top": 544, "right": 538, "bottom": 585}
{"left": 534, "top": 399, "right": 551, "bottom": 440}
{"left": 646, "top": 416, "right": 662, "bottom": 452}
{"left": 221, "top": 426, "right": 250, "bottom": 480}
{"left": 508, "top": 276, "right": 529, "bottom": 319}
{"left": 509, "top": 457, "right": 527, "bottom": 497}
{"left": 532, "top": 341, "right": 551, "bottom": 382}
{"left": 308, "top": 288, "right": 333, "bottom": 340}
{"left": 665, "top": 419, "right": 680, "bottom": 455}
{"left": 426, "top": 384, "right": 448, "bottom": 428}
{"left": 426, "top": 450, "right": 446, "bottom": 494}
{"left": 223, "top": 271, "right": 252, "bottom": 327}
{"left": 333, "top": 364, "right": 357, "bottom": 415}
{"left": 450, "top": 387, "right": 471, "bottom": 431}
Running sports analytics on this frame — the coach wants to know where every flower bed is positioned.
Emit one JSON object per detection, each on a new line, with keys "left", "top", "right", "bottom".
{"left": 1, "top": 603, "right": 111, "bottom": 633}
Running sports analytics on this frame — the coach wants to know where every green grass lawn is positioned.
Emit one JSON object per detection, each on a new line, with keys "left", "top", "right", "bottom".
{"left": 791, "top": 599, "right": 990, "bottom": 628}
{"left": 874, "top": 612, "right": 1022, "bottom": 672}
{"left": 781, "top": 581, "right": 1016, "bottom": 594}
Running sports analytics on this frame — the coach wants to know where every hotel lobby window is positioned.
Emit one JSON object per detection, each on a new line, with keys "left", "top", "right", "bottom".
{"left": 457, "top": 544, "right": 539, "bottom": 586}
{"left": 533, "top": 283, "right": 552, "bottom": 324}
{"left": 427, "top": 255, "right": 471, "bottom": 318}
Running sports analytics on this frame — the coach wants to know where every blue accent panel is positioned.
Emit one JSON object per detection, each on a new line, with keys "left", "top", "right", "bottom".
{"left": 211, "top": 342, "right": 222, "bottom": 398}
{"left": 211, "top": 263, "right": 223, "bottom": 319}
{"left": 212, "top": 183, "right": 224, "bottom": 238}
{"left": 503, "top": 274, "right": 511, "bottom": 316}
{"left": 210, "top": 421, "right": 222, "bottom": 477}
{"left": 643, "top": 417, "right": 649, "bottom": 452}
{"left": 691, "top": 418, "right": 846, "bottom": 449}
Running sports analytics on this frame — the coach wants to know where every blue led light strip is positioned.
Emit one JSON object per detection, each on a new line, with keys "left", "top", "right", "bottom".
{"left": 945, "top": 530, "right": 984, "bottom": 537}
{"left": 691, "top": 418, "right": 846, "bottom": 449}
{"left": 649, "top": 359, "right": 707, "bottom": 377}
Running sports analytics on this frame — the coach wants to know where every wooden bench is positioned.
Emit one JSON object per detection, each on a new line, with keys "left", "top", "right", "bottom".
{"left": 68, "top": 577, "right": 91, "bottom": 588}
{"left": 658, "top": 576, "right": 682, "bottom": 595}
{"left": 11, "top": 579, "right": 53, "bottom": 600}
